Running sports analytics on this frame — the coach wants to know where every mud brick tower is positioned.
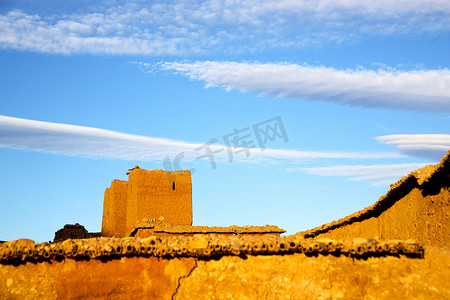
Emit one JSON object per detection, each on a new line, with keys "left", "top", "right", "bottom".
{"left": 102, "top": 168, "right": 192, "bottom": 237}
{"left": 102, "top": 179, "right": 129, "bottom": 238}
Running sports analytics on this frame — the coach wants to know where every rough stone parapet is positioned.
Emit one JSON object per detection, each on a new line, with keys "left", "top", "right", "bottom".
{"left": 129, "top": 218, "right": 286, "bottom": 237}
{"left": 0, "top": 235, "right": 424, "bottom": 263}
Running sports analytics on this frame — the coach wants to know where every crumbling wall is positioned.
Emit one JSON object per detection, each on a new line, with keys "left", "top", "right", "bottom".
{"left": 1, "top": 247, "right": 448, "bottom": 299}
{"left": 125, "top": 169, "right": 192, "bottom": 235}
{"left": 54, "top": 224, "right": 88, "bottom": 242}
{"left": 0, "top": 256, "right": 196, "bottom": 299}
{"left": 101, "top": 169, "right": 192, "bottom": 238}
{"left": 300, "top": 151, "right": 450, "bottom": 247}
{"left": 311, "top": 187, "right": 449, "bottom": 246}
{"left": 102, "top": 179, "right": 128, "bottom": 237}
{"left": 54, "top": 224, "right": 102, "bottom": 242}
{"left": 175, "top": 248, "right": 449, "bottom": 299}
{"left": 0, "top": 235, "right": 436, "bottom": 299}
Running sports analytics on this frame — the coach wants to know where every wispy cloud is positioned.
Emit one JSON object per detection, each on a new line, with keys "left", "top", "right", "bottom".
{"left": 159, "top": 61, "right": 450, "bottom": 113}
{"left": 0, "top": 115, "right": 402, "bottom": 165}
{"left": 4, "top": 115, "right": 448, "bottom": 186}
{"left": 292, "top": 163, "right": 427, "bottom": 186}
{"left": 0, "top": 0, "right": 449, "bottom": 55}
{"left": 291, "top": 134, "right": 450, "bottom": 185}
{"left": 376, "top": 134, "right": 450, "bottom": 161}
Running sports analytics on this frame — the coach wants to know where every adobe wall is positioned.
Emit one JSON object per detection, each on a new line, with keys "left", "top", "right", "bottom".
{"left": 102, "top": 169, "right": 192, "bottom": 237}
{"left": 0, "top": 256, "right": 196, "bottom": 299}
{"left": 102, "top": 179, "right": 128, "bottom": 237}
{"left": 300, "top": 151, "right": 450, "bottom": 247}
{"left": 125, "top": 169, "right": 192, "bottom": 235}
{"left": 175, "top": 248, "right": 449, "bottom": 299}
{"left": 311, "top": 187, "right": 449, "bottom": 246}
{"left": 1, "top": 246, "right": 448, "bottom": 299}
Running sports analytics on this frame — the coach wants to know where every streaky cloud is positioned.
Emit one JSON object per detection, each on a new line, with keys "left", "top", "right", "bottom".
{"left": 0, "top": 115, "right": 402, "bottom": 164}
{"left": 288, "top": 134, "right": 450, "bottom": 186}
{"left": 160, "top": 61, "right": 450, "bottom": 113}
{"left": 293, "top": 163, "right": 427, "bottom": 186}
{"left": 376, "top": 134, "right": 450, "bottom": 161}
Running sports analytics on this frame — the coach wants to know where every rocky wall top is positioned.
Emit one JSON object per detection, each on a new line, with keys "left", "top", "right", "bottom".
{"left": 0, "top": 235, "right": 423, "bottom": 264}
{"left": 129, "top": 218, "right": 286, "bottom": 236}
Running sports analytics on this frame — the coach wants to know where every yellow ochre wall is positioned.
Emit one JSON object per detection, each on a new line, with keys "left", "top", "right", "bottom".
{"left": 313, "top": 187, "right": 449, "bottom": 247}
{"left": 102, "top": 180, "right": 128, "bottom": 238}
{"left": 102, "top": 169, "right": 192, "bottom": 237}
{"left": 303, "top": 150, "right": 450, "bottom": 247}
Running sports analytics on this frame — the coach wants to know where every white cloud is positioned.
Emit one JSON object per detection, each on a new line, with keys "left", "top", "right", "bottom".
{"left": 160, "top": 61, "right": 450, "bottom": 113}
{"left": 0, "top": 0, "right": 449, "bottom": 55}
{"left": 0, "top": 115, "right": 206, "bottom": 161}
{"left": 376, "top": 134, "right": 450, "bottom": 161}
{"left": 4, "top": 115, "right": 447, "bottom": 186}
{"left": 294, "top": 163, "right": 427, "bottom": 186}
{"left": 287, "top": 134, "right": 450, "bottom": 185}
{"left": 292, "top": 134, "right": 450, "bottom": 185}
{"left": 0, "top": 115, "right": 402, "bottom": 165}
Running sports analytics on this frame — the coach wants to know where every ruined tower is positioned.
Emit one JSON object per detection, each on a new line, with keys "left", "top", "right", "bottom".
{"left": 102, "top": 168, "right": 192, "bottom": 237}
{"left": 102, "top": 179, "right": 129, "bottom": 238}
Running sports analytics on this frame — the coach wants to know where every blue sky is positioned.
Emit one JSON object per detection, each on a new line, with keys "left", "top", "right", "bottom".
{"left": 0, "top": 0, "right": 449, "bottom": 242}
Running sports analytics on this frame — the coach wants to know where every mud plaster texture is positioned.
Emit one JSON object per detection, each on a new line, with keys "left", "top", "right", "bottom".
{"left": 0, "top": 256, "right": 196, "bottom": 299}
{"left": 102, "top": 180, "right": 128, "bottom": 238}
{"left": 175, "top": 248, "right": 450, "bottom": 299}
{"left": 310, "top": 187, "right": 449, "bottom": 246}
{"left": 1, "top": 248, "right": 448, "bottom": 299}
{"left": 102, "top": 169, "right": 192, "bottom": 237}
{"left": 300, "top": 151, "right": 450, "bottom": 247}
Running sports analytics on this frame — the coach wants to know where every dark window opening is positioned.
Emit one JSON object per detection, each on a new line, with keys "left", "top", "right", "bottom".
{"left": 172, "top": 182, "right": 175, "bottom": 190}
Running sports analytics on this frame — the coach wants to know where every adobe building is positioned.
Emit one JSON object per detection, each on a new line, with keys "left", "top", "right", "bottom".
{"left": 102, "top": 166, "right": 286, "bottom": 238}
{"left": 102, "top": 167, "right": 192, "bottom": 237}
